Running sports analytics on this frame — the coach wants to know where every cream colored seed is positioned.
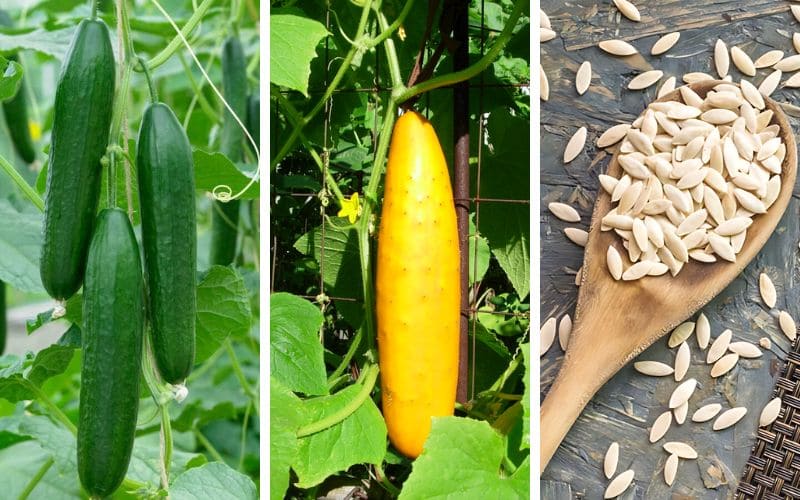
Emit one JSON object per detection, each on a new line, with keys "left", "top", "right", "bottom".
{"left": 664, "top": 454, "right": 678, "bottom": 486}
{"left": 754, "top": 50, "right": 784, "bottom": 68}
{"left": 785, "top": 72, "right": 800, "bottom": 88}
{"left": 540, "top": 9, "right": 551, "bottom": 29}
{"left": 613, "top": 0, "right": 640, "bottom": 21}
{"left": 540, "top": 317, "right": 556, "bottom": 356}
{"left": 629, "top": 70, "right": 663, "bottom": 90}
{"left": 650, "top": 410, "right": 672, "bottom": 442}
{"left": 731, "top": 46, "right": 756, "bottom": 76}
{"left": 759, "top": 397, "right": 782, "bottom": 427}
{"left": 674, "top": 401, "right": 689, "bottom": 424}
{"left": 711, "top": 352, "right": 739, "bottom": 377}
{"left": 707, "top": 329, "right": 732, "bottom": 363}
{"left": 683, "top": 72, "right": 714, "bottom": 84}
{"left": 728, "top": 341, "right": 762, "bottom": 358}
{"left": 548, "top": 202, "right": 581, "bottom": 223}
{"left": 564, "top": 127, "right": 587, "bottom": 163}
{"left": 652, "top": 32, "right": 680, "bottom": 55}
{"left": 540, "top": 65, "right": 549, "bottom": 101}
{"left": 604, "top": 442, "right": 619, "bottom": 479}
{"left": 669, "top": 378, "right": 697, "bottom": 408}
{"left": 599, "top": 39, "right": 638, "bottom": 56}
{"left": 668, "top": 321, "right": 695, "bottom": 348}
{"left": 607, "top": 245, "right": 623, "bottom": 280}
{"left": 775, "top": 54, "right": 800, "bottom": 72}
{"left": 692, "top": 403, "right": 722, "bottom": 422}
{"left": 564, "top": 227, "right": 588, "bottom": 247}
{"left": 598, "top": 124, "right": 632, "bottom": 148}
{"left": 741, "top": 79, "right": 765, "bottom": 109}
{"left": 760, "top": 337, "right": 772, "bottom": 349}
{"left": 576, "top": 61, "right": 592, "bottom": 95}
{"left": 713, "top": 407, "right": 747, "bottom": 430}
{"left": 758, "top": 70, "right": 782, "bottom": 98}
{"left": 675, "top": 341, "right": 690, "bottom": 381}
{"left": 679, "top": 86, "right": 704, "bottom": 108}
{"left": 779, "top": 311, "right": 797, "bottom": 341}
{"left": 696, "top": 312, "right": 710, "bottom": 349}
{"left": 558, "top": 314, "right": 573, "bottom": 351}
{"left": 663, "top": 441, "right": 698, "bottom": 459}
{"left": 657, "top": 76, "right": 677, "bottom": 98}
{"left": 623, "top": 261, "right": 654, "bottom": 280}
{"left": 604, "top": 470, "right": 635, "bottom": 499}
{"left": 760, "top": 273, "right": 777, "bottom": 308}
{"left": 715, "top": 39, "right": 730, "bottom": 78}
{"left": 793, "top": 5, "right": 800, "bottom": 22}
{"left": 541, "top": 28, "right": 556, "bottom": 42}
{"left": 634, "top": 360, "right": 674, "bottom": 376}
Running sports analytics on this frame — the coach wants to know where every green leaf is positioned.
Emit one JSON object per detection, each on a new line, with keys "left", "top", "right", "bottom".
{"left": 269, "top": 292, "right": 327, "bottom": 396}
{"left": 293, "top": 219, "right": 363, "bottom": 327}
{"left": 193, "top": 150, "right": 259, "bottom": 200}
{"left": 479, "top": 108, "right": 530, "bottom": 299}
{"left": 26, "top": 343, "right": 76, "bottom": 387}
{"left": 520, "top": 343, "right": 530, "bottom": 450}
{"left": 170, "top": 462, "right": 258, "bottom": 500}
{"left": 0, "top": 440, "right": 81, "bottom": 499}
{"left": 25, "top": 295, "right": 81, "bottom": 334}
{"left": 0, "top": 200, "right": 43, "bottom": 293}
{"left": 195, "top": 266, "right": 252, "bottom": 363}
{"left": 270, "top": 378, "right": 304, "bottom": 500}
{"left": 17, "top": 414, "right": 76, "bottom": 475}
{"left": 292, "top": 383, "right": 387, "bottom": 488}
{"left": 469, "top": 215, "right": 490, "bottom": 284}
{"left": 0, "top": 56, "right": 22, "bottom": 102}
{"left": 0, "top": 27, "right": 76, "bottom": 60}
{"left": 0, "top": 355, "right": 35, "bottom": 402}
{"left": 270, "top": 13, "right": 329, "bottom": 96}
{"left": 399, "top": 417, "right": 528, "bottom": 499}
{"left": 126, "top": 431, "right": 208, "bottom": 487}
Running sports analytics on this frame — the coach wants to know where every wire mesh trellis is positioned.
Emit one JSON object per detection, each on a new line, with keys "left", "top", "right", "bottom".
{"left": 270, "top": 1, "right": 529, "bottom": 404}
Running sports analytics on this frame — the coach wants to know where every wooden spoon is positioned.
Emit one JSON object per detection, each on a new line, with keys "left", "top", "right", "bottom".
{"left": 540, "top": 80, "right": 797, "bottom": 472}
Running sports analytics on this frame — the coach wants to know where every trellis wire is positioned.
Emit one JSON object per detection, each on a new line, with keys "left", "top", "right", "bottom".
{"left": 270, "top": 3, "right": 530, "bottom": 404}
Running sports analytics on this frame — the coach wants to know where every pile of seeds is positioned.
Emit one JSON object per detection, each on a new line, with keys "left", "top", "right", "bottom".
{"left": 596, "top": 83, "right": 786, "bottom": 280}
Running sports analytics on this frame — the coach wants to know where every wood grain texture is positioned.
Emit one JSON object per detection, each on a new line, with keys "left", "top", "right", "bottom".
{"left": 540, "top": 2, "right": 800, "bottom": 497}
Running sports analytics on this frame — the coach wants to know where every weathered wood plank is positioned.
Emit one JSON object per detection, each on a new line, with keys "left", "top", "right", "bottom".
{"left": 540, "top": 1, "right": 800, "bottom": 498}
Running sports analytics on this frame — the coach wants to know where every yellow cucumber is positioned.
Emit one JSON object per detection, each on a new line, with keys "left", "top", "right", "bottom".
{"left": 375, "top": 111, "right": 460, "bottom": 459}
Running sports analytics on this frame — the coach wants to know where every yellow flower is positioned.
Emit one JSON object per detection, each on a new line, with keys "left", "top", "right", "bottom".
{"left": 28, "top": 121, "right": 41, "bottom": 142}
{"left": 338, "top": 192, "right": 360, "bottom": 223}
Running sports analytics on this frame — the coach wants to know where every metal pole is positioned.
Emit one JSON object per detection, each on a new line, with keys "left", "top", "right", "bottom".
{"left": 453, "top": 0, "right": 470, "bottom": 405}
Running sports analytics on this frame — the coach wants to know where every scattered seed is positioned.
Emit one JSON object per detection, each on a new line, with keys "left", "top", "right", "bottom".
{"left": 657, "top": 76, "right": 677, "bottom": 98}
{"left": 711, "top": 352, "right": 739, "bottom": 377}
{"left": 650, "top": 411, "right": 672, "bottom": 442}
{"left": 664, "top": 454, "right": 678, "bottom": 486}
{"left": 779, "top": 311, "right": 797, "bottom": 341}
{"left": 728, "top": 341, "right": 762, "bottom": 358}
{"left": 604, "top": 442, "right": 619, "bottom": 479}
{"left": 707, "top": 329, "right": 732, "bottom": 363}
{"left": 713, "top": 407, "right": 747, "bottom": 430}
{"left": 541, "top": 28, "right": 556, "bottom": 42}
{"left": 715, "top": 39, "right": 730, "bottom": 78}
{"left": 598, "top": 124, "right": 632, "bottom": 148}
{"left": 731, "top": 46, "right": 756, "bottom": 76}
{"left": 675, "top": 342, "right": 690, "bottom": 381}
{"left": 564, "top": 227, "right": 589, "bottom": 247}
{"left": 696, "top": 313, "right": 710, "bottom": 349}
{"left": 576, "top": 61, "right": 592, "bottom": 95}
{"left": 558, "top": 314, "right": 573, "bottom": 351}
{"left": 634, "top": 360, "right": 674, "bottom": 377}
{"left": 692, "top": 403, "right": 723, "bottom": 422}
{"left": 629, "top": 70, "right": 663, "bottom": 90}
{"left": 599, "top": 39, "right": 638, "bottom": 56}
{"left": 663, "top": 441, "right": 698, "bottom": 459}
{"left": 548, "top": 202, "right": 581, "bottom": 222}
{"left": 754, "top": 50, "right": 784, "bottom": 68}
{"left": 540, "top": 317, "right": 556, "bottom": 356}
{"left": 758, "top": 70, "right": 782, "bottom": 97}
{"left": 604, "top": 470, "right": 635, "bottom": 499}
{"left": 793, "top": 5, "right": 800, "bottom": 22}
{"left": 613, "top": 0, "right": 640, "bottom": 21}
{"left": 652, "top": 32, "right": 680, "bottom": 55}
{"left": 759, "top": 397, "right": 782, "bottom": 427}
{"left": 668, "top": 321, "right": 695, "bottom": 348}
{"left": 623, "top": 260, "right": 654, "bottom": 280}
{"left": 741, "top": 79, "right": 765, "bottom": 109}
{"left": 607, "top": 245, "right": 624, "bottom": 280}
{"left": 669, "top": 378, "right": 697, "bottom": 408}
{"left": 760, "top": 337, "right": 772, "bottom": 349}
{"left": 540, "top": 9, "right": 551, "bottom": 29}
{"left": 540, "top": 65, "right": 549, "bottom": 101}
{"left": 674, "top": 400, "right": 689, "bottom": 424}
{"left": 564, "top": 127, "right": 587, "bottom": 163}
{"left": 775, "top": 54, "right": 800, "bottom": 72}
{"left": 683, "top": 72, "right": 714, "bottom": 84}
{"left": 759, "top": 273, "right": 777, "bottom": 308}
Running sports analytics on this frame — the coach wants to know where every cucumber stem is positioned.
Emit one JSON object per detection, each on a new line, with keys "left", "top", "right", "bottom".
{"left": 0, "top": 152, "right": 43, "bottom": 211}
{"left": 16, "top": 457, "right": 53, "bottom": 500}
{"left": 138, "top": 57, "right": 159, "bottom": 102}
{"left": 226, "top": 340, "right": 259, "bottom": 408}
{"left": 143, "top": 0, "right": 215, "bottom": 71}
{"left": 159, "top": 404, "right": 173, "bottom": 490}
{"left": 90, "top": 0, "right": 98, "bottom": 19}
{"left": 194, "top": 428, "right": 225, "bottom": 462}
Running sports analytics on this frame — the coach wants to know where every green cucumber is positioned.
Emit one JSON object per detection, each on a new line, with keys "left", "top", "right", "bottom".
{"left": 78, "top": 208, "right": 144, "bottom": 498}
{"left": 246, "top": 93, "right": 259, "bottom": 156}
{"left": 137, "top": 102, "right": 197, "bottom": 384}
{"left": 0, "top": 10, "right": 36, "bottom": 163}
{"left": 0, "top": 281, "right": 5, "bottom": 355}
{"left": 40, "top": 19, "right": 115, "bottom": 300}
{"left": 209, "top": 36, "right": 247, "bottom": 266}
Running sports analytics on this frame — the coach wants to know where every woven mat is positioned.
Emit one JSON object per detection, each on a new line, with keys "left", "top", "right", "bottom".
{"left": 738, "top": 349, "right": 800, "bottom": 499}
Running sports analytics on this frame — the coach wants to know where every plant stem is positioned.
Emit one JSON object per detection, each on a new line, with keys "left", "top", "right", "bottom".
{"left": 366, "top": 0, "right": 415, "bottom": 49}
{"left": 90, "top": 0, "right": 98, "bottom": 19}
{"left": 16, "top": 457, "right": 53, "bottom": 500}
{"left": 159, "top": 404, "right": 173, "bottom": 490}
{"left": 0, "top": 153, "right": 43, "bottom": 211}
{"left": 373, "top": 10, "right": 403, "bottom": 89}
{"left": 194, "top": 428, "right": 225, "bottom": 462}
{"left": 143, "top": 0, "right": 216, "bottom": 71}
{"left": 178, "top": 52, "right": 220, "bottom": 123}
{"left": 237, "top": 401, "right": 251, "bottom": 471}
{"left": 328, "top": 326, "right": 363, "bottom": 381}
{"left": 226, "top": 340, "right": 259, "bottom": 409}
{"left": 270, "top": 0, "right": 374, "bottom": 170}
{"left": 30, "top": 385, "right": 76, "bottom": 435}
{"left": 395, "top": 0, "right": 526, "bottom": 103}
{"left": 296, "top": 363, "right": 379, "bottom": 438}
{"left": 374, "top": 464, "right": 401, "bottom": 497}
{"left": 138, "top": 57, "right": 159, "bottom": 102}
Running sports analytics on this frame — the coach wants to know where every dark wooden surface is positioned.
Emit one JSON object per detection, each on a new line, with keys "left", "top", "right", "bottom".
{"left": 540, "top": 1, "right": 800, "bottom": 498}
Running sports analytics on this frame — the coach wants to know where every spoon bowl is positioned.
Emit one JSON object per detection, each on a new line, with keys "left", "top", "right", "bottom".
{"left": 540, "top": 80, "right": 797, "bottom": 472}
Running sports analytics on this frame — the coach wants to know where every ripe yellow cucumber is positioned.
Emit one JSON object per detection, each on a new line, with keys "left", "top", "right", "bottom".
{"left": 375, "top": 111, "right": 460, "bottom": 459}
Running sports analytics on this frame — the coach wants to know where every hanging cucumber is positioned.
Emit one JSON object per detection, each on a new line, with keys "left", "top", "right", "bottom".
{"left": 136, "top": 102, "right": 197, "bottom": 384}
{"left": 209, "top": 36, "right": 247, "bottom": 266}
{"left": 376, "top": 111, "right": 460, "bottom": 459}
{"left": 40, "top": 19, "right": 115, "bottom": 300}
{"left": 78, "top": 209, "right": 144, "bottom": 498}
{"left": 246, "top": 93, "right": 259, "bottom": 156}
{"left": 0, "top": 10, "right": 36, "bottom": 163}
